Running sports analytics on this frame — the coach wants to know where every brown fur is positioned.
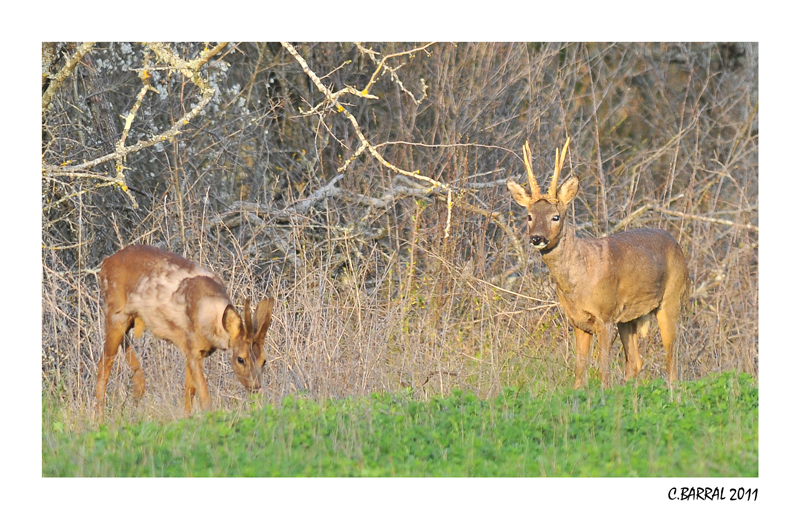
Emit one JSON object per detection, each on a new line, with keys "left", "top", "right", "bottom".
{"left": 508, "top": 142, "right": 688, "bottom": 389}
{"left": 94, "top": 244, "right": 275, "bottom": 414}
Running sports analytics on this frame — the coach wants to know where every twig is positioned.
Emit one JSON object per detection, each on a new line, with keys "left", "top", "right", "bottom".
{"left": 422, "top": 244, "right": 549, "bottom": 304}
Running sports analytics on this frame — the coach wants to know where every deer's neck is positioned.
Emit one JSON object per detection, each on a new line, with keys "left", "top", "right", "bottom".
{"left": 539, "top": 226, "right": 590, "bottom": 293}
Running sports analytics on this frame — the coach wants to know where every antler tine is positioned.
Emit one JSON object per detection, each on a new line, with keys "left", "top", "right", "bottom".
{"left": 547, "top": 136, "right": 571, "bottom": 199}
{"left": 522, "top": 140, "right": 541, "bottom": 198}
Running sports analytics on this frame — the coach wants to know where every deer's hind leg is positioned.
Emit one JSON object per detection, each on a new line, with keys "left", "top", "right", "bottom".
{"left": 596, "top": 322, "right": 618, "bottom": 389}
{"left": 619, "top": 315, "right": 648, "bottom": 382}
{"left": 656, "top": 301, "right": 681, "bottom": 385}
{"left": 122, "top": 316, "right": 146, "bottom": 402}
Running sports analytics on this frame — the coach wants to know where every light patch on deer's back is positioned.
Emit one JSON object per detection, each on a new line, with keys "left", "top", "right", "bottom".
{"left": 125, "top": 261, "right": 220, "bottom": 344}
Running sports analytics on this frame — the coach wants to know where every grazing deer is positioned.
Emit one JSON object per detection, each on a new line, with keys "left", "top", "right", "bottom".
{"left": 95, "top": 244, "right": 274, "bottom": 413}
{"left": 507, "top": 138, "right": 688, "bottom": 388}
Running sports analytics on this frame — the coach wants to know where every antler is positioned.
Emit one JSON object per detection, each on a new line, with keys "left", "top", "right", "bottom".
{"left": 522, "top": 140, "right": 541, "bottom": 199}
{"left": 547, "top": 136, "right": 571, "bottom": 200}
{"left": 519, "top": 137, "right": 571, "bottom": 202}
{"left": 244, "top": 299, "right": 253, "bottom": 334}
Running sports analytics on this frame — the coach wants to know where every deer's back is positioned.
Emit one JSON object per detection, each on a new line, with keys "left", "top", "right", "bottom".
{"left": 99, "top": 245, "right": 229, "bottom": 346}
{"left": 604, "top": 228, "right": 687, "bottom": 282}
{"left": 552, "top": 228, "right": 687, "bottom": 330}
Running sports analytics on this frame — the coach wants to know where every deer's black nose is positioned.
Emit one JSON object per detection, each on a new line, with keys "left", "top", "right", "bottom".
{"left": 531, "top": 235, "right": 548, "bottom": 247}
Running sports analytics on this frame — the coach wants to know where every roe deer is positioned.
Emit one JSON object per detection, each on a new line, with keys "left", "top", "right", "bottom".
{"left": 95, "top": 244, "right": 274, "bottom": 413}
{"left": 507, "top": 138, "right": 688, "bottom": 388}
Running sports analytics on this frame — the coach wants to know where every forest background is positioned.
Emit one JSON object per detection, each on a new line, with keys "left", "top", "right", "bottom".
{"left": 42, "top": 42, "right": 758, "bottom": 417}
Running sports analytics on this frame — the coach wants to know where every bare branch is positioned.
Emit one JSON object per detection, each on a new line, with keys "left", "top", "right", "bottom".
{"left": 42, "top": 42, "right": 228, "bottom": 209}
{"left": 281, "top": 42, "right": 451, "bottom": 192}
{"left": 355, "top": 42, "right": 434, "bottom": 104}
{"left": 42, "top": 42, "right": 95, "bottom": 113}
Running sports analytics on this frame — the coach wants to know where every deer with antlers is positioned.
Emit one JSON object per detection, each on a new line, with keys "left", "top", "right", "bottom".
{"left": 95, "top": 244, "right": 274, "bottom": 414}
{"left": 507, "top": 137, "right": 688, "bottom": 388}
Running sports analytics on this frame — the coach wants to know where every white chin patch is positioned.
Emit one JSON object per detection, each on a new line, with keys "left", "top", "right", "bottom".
{"left": 531, "top": 242, "right": 548, "bottom": 250}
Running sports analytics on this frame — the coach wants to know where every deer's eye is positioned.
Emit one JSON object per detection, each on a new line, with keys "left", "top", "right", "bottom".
{"left": 237, "top": 357, "right": 245, "bottom": 365}
{"left": 527, "top": 214, "right": 532, "bottom": 221}
{"left": 552, "top": 215, "right": 560, "bottom": 222}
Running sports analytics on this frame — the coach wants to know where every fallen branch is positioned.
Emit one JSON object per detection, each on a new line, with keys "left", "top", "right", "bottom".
{"left": 657, "top": 207, "right": 758, "bottom": 232}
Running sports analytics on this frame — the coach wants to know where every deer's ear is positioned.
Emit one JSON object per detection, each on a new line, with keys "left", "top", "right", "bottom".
{"left": 255, "top": 297, "right": 274, "bottom": 340}
{"left": 507, "top": 179, "right": 531, "bottom": 207}
{"left": 557, "top": 176, "right": 579, "bottom": 205}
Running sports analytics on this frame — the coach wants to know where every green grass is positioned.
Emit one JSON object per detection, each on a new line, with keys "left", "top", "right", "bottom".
{"left": 42, "top": 371, "right": 757, "bottom": 477}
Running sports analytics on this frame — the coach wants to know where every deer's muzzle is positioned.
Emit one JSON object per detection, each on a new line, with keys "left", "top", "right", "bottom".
{"left": 531, "top": 235, "right": 549, "bottom": 249}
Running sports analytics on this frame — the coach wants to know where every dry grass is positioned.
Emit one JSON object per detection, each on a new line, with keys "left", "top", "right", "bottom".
{"left": 42, "top": 42, "right": 758, "bottom": 422}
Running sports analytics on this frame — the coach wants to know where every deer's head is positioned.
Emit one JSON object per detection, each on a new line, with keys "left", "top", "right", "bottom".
{"left": 507, "top": 138, "right": 579, "bottom": 251}
{"left": 222, "top": 297, "right": 274, "bottom": 392}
